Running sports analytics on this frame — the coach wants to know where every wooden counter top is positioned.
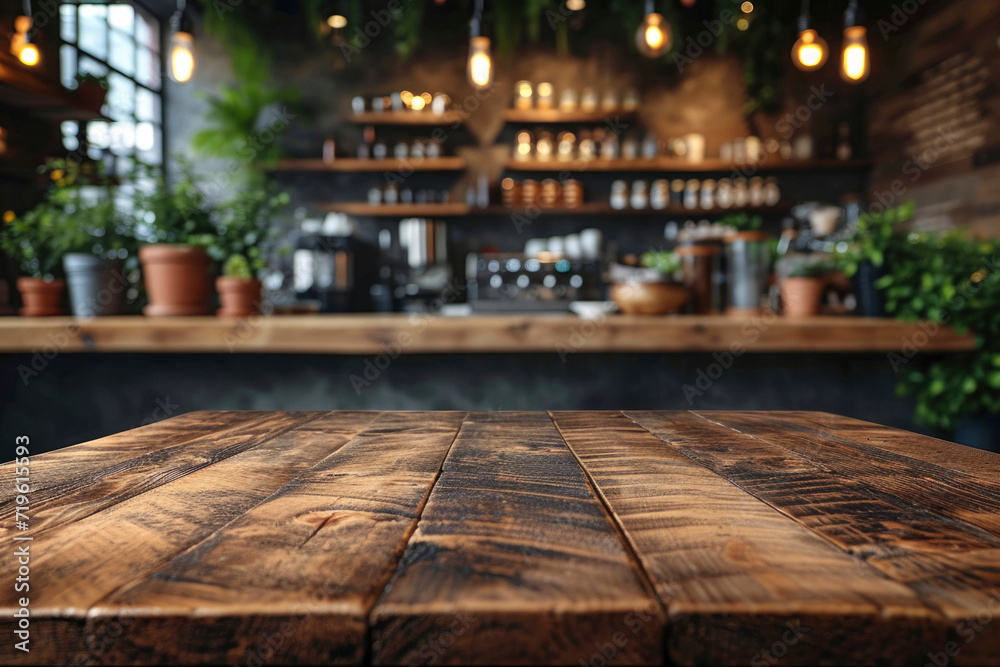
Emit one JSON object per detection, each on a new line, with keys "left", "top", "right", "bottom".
{"left": 0, "top": 313, "right": 975, "bottom": 354}
{"left": 2, "top": 410, "right": 998, "bottom": 665}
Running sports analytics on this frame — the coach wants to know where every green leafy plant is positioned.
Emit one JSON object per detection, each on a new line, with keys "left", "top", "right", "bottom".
{"left": 1, "top": 160, "right": 134, "bottom": 279}
{"left": 879, "top": 231, "right": 1000, "bottom": 432}
{"left": 640, "top": 250, "right": 681, "bottom": 275}
{"left": 784, "top": 254, "right": 835, "bottom": 279}
{"left": 214, "top": 186, "right": 290, "bottom": 278}
{"left": 130, "top": 158, "right": 220, "bottom": 249}
{"left": 720, "top": 211, "right": 763, "bottom": 232}
{"left": 836, "top": 200, "right": 916, "bottom": 277}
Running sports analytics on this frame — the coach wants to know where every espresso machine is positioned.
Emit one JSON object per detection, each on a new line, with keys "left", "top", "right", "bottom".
{"left": 293, "top": 214, "right": 378, "bottom": 312}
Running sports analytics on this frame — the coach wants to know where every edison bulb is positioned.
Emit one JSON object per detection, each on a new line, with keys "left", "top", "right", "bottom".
{"left": 840, "top": 26, "right": 870, "bottom": 82}
{"left": 636, "top": 13, "right": 671, "bottom": 58}
{"left": 791, "top": 29, "right": 828, "bottom": 71}
{"left": 327, "top": 14, "right": 347, "bottom": 29}
{"left": 467, "top": 36, "right": 493, "bottom": 90}
{"left": 169, "top": 31, "right": 195, "bottom": 83}
{"left": 18, "top": 42, "right": 40, "bottom": 66}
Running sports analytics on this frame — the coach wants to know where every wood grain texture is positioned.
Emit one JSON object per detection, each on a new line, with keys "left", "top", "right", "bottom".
{"left": 764, "top": 410, "right": 1000, "bottom": 482}
{"left": 0, "top": 314, "right": 976, "bottom": 354}
{"left": 627, "top": 410, "right": 1000, "bottom": 665}
{"left": 370, "top": 412, "right": 664, "bottom": 666}
{"left": 85, "top": 411, "right": 466, "bottom": 665}
{"left": 0, "top": 411, "right": 315, "bottom": 540}
{"left": 0, "top": 411, "right": 370, "bottom": 665}
{"left": 550, "top": 411, "right": 942, "bottom": 666}
{"left": 4, "top": 410, "right": 1000, "bottom": 666}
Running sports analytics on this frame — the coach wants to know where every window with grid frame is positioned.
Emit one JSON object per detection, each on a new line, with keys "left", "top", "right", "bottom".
{"left": 58, "top": 1, "right": 163, "bottom": 173}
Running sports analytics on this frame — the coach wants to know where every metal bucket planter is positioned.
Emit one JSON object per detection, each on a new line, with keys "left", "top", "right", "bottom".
{"left": 63, "top": 253, "right": 127, "bottom": 317}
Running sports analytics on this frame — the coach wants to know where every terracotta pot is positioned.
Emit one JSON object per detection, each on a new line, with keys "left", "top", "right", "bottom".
{"left": 139, "top": 244, "right": 212, "bottom": 316}
{"left": 17, "top": 277, "right": 67, "bottom": 316}
{"left": 216, "top": 277, "right": 262, "bottom": 318}
{"left": 780, "top": 277, "right": 825, "bottom": 317}
{"left": 611, "top": 282, "right": 688, "bottom": 315}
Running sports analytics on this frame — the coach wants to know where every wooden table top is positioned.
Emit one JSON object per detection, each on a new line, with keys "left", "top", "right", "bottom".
{"left": 3, "top": 410, "right": 999, "bottom": 666}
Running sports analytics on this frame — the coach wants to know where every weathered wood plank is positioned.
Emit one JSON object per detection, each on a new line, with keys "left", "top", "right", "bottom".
{"left": 765, "top": 410, "right": 1000, "bottom": 482}
{"left": 0, "top": 314, "right": 976, "bottom": 353}
{"left": 627, "top": 411, "right": 1000, "bottom": 665}
{"left": 76, "top": 411, "right": 467, "bottom": 665}
{"left": 693, "top": 410, "right": 1000, "bottom": 540}
{"left": 0, "top": 412, "right": 320, "bottom": 540}
{"left": 0, "top": 411, "right": 380, "bottom": 666}
{"left": 551, "top": 410, "right": 942, "bottom": 666}
{"left": 370, "top": 412, "right": 664, "bottom": 666}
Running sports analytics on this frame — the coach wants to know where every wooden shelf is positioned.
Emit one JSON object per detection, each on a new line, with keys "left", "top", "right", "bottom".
{"left": 316, "top": 202, "right": 471, "bottom": 217}
{"left": 503, "top": 108, "right": 638, "bottom": 123}
{"left": 271, "top": 157, "right": 467, "bottom": 172}
{"left": 504, "top": 158, "right": 872, "bottom": 172}
{"left": 341, "top": 111, "right": 465, "bottom": 126}
{"left": 315, "top": 201, "right": 793, "bottom": 218}
{"left": 0, "top": 315, "right": 975, "bottom": 354}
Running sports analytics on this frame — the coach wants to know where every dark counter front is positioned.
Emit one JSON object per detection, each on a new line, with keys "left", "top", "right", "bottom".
{"left": 0, "top": 315, "right": 975, "bottom": 454}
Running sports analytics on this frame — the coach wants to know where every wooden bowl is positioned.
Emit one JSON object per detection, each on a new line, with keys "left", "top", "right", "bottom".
{"left": 611, "top": 282, "right": 688, "bottom": 315}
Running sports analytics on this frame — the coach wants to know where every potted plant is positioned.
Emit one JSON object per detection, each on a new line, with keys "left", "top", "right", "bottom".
{"left": 835, "top": 201, "right": 916, "bottom": 317}
{"left": 609, "top": 251, "right": 688, "bottom": 315}
{"left": 1, "top": 200, "right": 66, "bottom": 315}
{"left": 132, "top": 160, "right": 219, "bottom": 316}
{"left": 212, "top": 187, "right": 289, "bottom": 318}
{"left": 0, "top": 162, "right": 113, "bottom": 316}
{"left": 778, "top": 255, "right": 834, "bottom": 317}
{"left": 37, "top": 160, "right": 137, "bottom": 317}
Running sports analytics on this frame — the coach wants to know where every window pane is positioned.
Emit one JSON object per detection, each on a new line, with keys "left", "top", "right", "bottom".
{"left": 135, "top": 87, "right": 161, "bottom": 122}
{"left": 108, "top": 5, "right": 134, "bottom": 33}
{"left": 87, "top": 121, "right": 111, "bottom": 149}
{"left": 135, "top": 47, "right": 160, "bottom": 89}
{"left": 109, "top": 30, "right": 135, "bottom": 76}
{"left": 109, "top": 121, "right": 136, "bottom": 155}
{"left": 135, "top": 10, "right": 159, "bottom": 53}
{"left": 61, "top": 5, "right": 77, "bottom": 43}
{"left": 136, "top": 124, "right": 162, "bottom": 165}
{"left": 79, "top": 5, "right": 108, "bottom": 60}
{"left": 61, "top": 45, "right": 78, "bottom": 89}
{"left": 78, "top": 55, "right": 109, "bottom": 78}
{"left": 106, "top": 72, "right": 135, "bottom": 121}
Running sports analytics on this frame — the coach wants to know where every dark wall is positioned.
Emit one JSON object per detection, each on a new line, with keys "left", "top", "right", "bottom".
{"left": 1, "top": 350, "right": 936, "bottom": 457}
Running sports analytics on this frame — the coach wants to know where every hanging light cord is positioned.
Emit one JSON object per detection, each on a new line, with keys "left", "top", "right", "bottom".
{"left": 644, "top": 0, "right": 655, "bottom": 16}
{"left": 844, "top": 0, "right": 858, "bottom": 27}
{"left": 797, "top": 0, "right": 810, "bottom": 32}
{"left": 470, "top": 0, "right": 483, "bottom": 38}
{"left": 171, "top": 0, "right": 186, "bottom": 34}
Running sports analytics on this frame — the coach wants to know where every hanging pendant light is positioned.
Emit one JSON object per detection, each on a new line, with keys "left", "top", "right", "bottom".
{"left": 11, "top": 2, "right": 40, "bottom": 67}
{"left": 840, "top": 0, "right": 870, "bottom": 83}
{"left": 636, "top": 0, "right": 671, "bottom": 58}
{"left": 169, "top": 0, "right": 195, "bottom": 83}
{"left": 791, "top": 0, "right": 828, "bottom": 71}
{"left": 467, "top": 0, "right": 493, "bottom": 90}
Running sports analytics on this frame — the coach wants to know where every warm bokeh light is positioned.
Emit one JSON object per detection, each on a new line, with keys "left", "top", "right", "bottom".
{"left": 841, "top": 26, "right": 870, "bottom": 82}
{"left": 566, "top": 0, "right": 586, "bottom": 9}
{"left": 327, "top": 14, "right": 347, "bottom": 29}
{"left": 736, "top": 18, "right": 749, "bottom": 30}
{"left": 518, "top": 82, "right": 532, "bottom": 98}
{"left": 467, "top": 36, "right": 493, "bottom": 89}
{"left": 791, "top": 29, "right": 828, "bottom": 71}
{"left": 169, "top": 31, "right": 195, "bottom": 83}
{"left": 636, "top": 12, "right": 671, "bottom": 57}
{"left": 18, "top": 42, "right": 40, "bottom": 66}
{"left": 741, "top": 1, "right": 754, "bottom": 13}
{"left": 410, "top": 96, "right": 426, "bottom": 111}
